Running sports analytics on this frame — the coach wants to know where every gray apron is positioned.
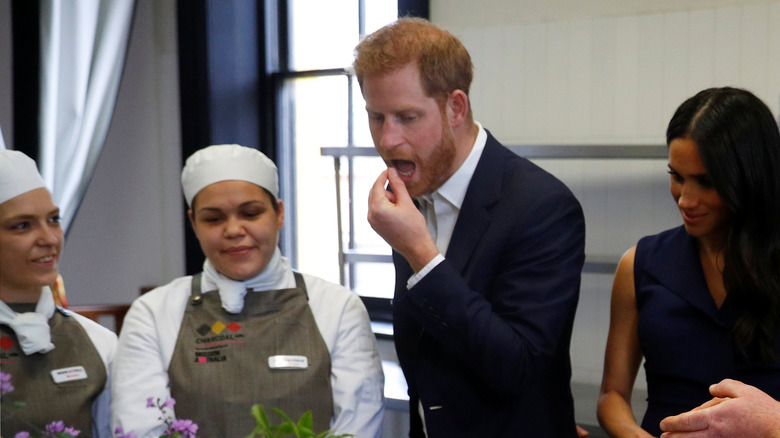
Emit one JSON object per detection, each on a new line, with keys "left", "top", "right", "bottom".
{"left": 169, "top": 272, "right": 334, "bottom": 437}
{"left": 0, "top": 306, "right": 106, "bottom": 438}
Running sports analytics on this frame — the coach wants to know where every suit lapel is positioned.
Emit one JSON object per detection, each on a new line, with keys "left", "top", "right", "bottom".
{"left": 446, "top": 133, "right": 504, "bottom": 274}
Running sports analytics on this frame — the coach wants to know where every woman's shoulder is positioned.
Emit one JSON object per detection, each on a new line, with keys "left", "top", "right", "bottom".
{"left": 60, "top": 308, "right": 117, "bottom": 340}
{"left": 634, "top": 225, "right": 698, "bottom": 289}
{"left": 299, "top": 272, "right": 367, "bottom": 316}
{"left": 298, "top": 272, "right": 373, "bottom": 347}
{"left": 134, "top": 276, "right": 194, "bottom": 305}
{"left": 299, "top": 273, "right": 355, "bottom": 300}
{"left": 120, "top": 276, "right": 194, "bottom": 330}
{"left": 636, "top": 225, "right": 688, "bottom": 256}
{"left": 59, "top": 309, "right": 118, "bottom": 362}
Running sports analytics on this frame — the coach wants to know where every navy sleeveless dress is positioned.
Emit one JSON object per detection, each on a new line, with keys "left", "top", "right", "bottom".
{"left": 634, "top": 226, "right": 780, "bottom": 436}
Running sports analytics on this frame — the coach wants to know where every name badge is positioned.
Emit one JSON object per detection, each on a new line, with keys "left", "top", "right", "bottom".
{"left": 51, "top": 366, "right": 88, "bottom": 383}
{"left": 268, "top": 355, "right": 308, "bottom": 370}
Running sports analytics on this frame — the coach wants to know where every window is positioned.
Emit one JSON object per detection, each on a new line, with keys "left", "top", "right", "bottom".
{"left": 275, "top": 2, "right": 399, "bottom": 316}
{"left": 176, "top": 0, "right": 427, "bottom": 316}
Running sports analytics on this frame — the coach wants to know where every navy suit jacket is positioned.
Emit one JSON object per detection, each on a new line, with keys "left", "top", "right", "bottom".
{"left": 392, "top": 132, "right": 586, "bottom": 437}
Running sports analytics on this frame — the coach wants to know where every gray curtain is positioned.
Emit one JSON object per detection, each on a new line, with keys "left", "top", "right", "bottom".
{"left": 38, "top": 0, "right": 135, "bottom": 231}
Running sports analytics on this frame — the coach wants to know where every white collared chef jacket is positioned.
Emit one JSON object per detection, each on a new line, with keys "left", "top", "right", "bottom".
{"left": 110, "top": 271, "right": 385, "bottom": 438}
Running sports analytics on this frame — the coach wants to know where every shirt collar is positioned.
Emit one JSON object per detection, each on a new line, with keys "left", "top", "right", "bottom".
{"left": 434, "top": 121, "right": 486, "bottom": 209}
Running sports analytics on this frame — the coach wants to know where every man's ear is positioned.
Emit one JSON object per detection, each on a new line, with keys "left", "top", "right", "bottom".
{"left": 447, "top": 89, "right": 469, "bottom": 128}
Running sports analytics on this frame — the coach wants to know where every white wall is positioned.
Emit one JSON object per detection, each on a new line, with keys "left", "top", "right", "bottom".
{"left": 57, "top": 0, "right": 184, "bottom": 306}
{"left": 432, "top": 0, "right": 780, "bottom": 388}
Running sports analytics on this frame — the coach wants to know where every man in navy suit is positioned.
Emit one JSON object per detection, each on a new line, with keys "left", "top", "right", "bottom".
{"left": 354, "top": 18, "right": 586, "bottom": 437}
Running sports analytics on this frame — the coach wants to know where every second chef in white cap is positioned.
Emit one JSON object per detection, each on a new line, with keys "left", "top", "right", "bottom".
{"left": 111, "top": 144, "right": 385, "bottom": 438}
{"left": 0, "top": 149, "right": 117, "bottom": 438}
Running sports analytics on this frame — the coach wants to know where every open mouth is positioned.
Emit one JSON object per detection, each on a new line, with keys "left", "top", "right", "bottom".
{"left": 392, "top": 159, "right": 416, "bottom": 176}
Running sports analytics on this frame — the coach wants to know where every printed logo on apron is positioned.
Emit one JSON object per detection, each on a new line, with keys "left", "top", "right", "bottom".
{"left": 0, "top": 335, "right": 20, "bottom": 364}
{"left": 168, "top": 272, "right": 334, "bottom": 436}
{"left": 191, "top": 320, "right": 245, "bottom": 363}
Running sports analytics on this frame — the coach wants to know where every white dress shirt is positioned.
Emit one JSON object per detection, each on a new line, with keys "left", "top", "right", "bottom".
{"left": 407, "top": 122, "right": 487, "bottom": 289}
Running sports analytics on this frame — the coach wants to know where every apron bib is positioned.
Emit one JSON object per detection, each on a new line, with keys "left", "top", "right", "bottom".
{"left": 1, "top": 309, "right": 106, "bottom": 437}
{"left": 169, "top": 272, "right": 334, "bottom": 437}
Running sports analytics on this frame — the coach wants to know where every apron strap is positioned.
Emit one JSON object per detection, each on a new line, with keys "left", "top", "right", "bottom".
{"left": 293, "top": 271, "right": 308, "bottom": 301}
{"left": 189, "top": 272, "right": 204, "bottom": 305}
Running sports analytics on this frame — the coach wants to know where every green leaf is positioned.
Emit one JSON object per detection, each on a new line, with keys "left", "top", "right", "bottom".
{"left": 252, "top": 404, "right": 272, "bottom": 429}
{"left": 277, "top": 422, "right": 296, "bottom": 434}
{"left": 297, "top": 411, "right": 314, "bottom": 431}
{"left": 248, "top": 404, "right": 352, "bottom": 438}
{"left": 296, "top": 426, "right": 314, "bottom": 438}
{"left": 271, "top": 406, "right": 295, "bottom": 425}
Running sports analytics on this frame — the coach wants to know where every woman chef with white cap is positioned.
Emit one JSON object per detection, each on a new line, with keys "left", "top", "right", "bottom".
{"left": 0, "top": 149, "right": 117, "bottom": 437}
{"left": 111, "top": 144, "right": 385, "bottom": 437}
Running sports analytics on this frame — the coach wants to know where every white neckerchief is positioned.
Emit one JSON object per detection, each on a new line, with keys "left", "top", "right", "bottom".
{"left": 0, "top": 287, "right": 56, "bottom": 355}
{"left": 201, "top": 247, "right": 295, "bottom": 314}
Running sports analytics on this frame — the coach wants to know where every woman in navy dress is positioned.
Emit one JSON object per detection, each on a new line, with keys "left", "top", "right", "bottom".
{"left": 597, "top": 87, "right": 780, "bottom": 437}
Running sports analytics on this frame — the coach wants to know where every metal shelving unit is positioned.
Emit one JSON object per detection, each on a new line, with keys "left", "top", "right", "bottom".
{"left": 321, "top": 144, "right": 668, "bottom": 287}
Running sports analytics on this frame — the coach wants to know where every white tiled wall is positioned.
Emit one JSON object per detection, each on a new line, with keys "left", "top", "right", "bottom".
{"left": 434, "top": 0, "right": 780, "bottom": 387}
{"left": 454, "top": 3, "right": 780, "bottom": 144}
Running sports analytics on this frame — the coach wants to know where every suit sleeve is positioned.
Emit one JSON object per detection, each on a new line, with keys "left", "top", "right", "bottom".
{"left": 395, "top": 179, "right": 585, "bottom": 396}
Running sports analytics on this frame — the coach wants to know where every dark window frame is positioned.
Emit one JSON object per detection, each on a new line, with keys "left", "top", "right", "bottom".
{"left": 177, "top": 0, "right": 428, "bottom": 322}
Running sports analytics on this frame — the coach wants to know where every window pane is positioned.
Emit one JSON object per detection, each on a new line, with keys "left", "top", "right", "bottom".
{"left": 352, "top": 79, "right": 373, "bottom": 147}
{"left": 353, "top": 262, "right": 395, "bottom": 299}
{"left": 365, "top": 0, "right": 397, "bottom": 35}
{"left": 351, "top": 156, "right": 390, "bottom": 251}
{"left": 289, "top": 0, "right": 358, "bottom": 70}
{"left": 284, "top": 1, "right": 398, "bottom": 301}
{"left": 289, "top": 75, "right": 349, "bottom": 285}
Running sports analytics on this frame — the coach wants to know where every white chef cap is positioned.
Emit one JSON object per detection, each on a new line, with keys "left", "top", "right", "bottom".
{"left": 0, "top": 149, "right": 49, "bottom": 206}
{"left": 181, "top": 144, "right": 279, "bottom": 207}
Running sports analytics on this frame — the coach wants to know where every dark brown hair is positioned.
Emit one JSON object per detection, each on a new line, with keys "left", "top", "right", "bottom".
{"left": 667, "top": 87, "right": 780, "bottom": 360}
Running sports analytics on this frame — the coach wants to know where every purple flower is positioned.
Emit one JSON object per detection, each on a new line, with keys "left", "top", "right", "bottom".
{"left": 14, "top": 432, "right": 30, "bottom": 438}
{"left": 114, "top": 427, "right": 139, "bottom": 438}
{"left": 142, "top": 396, "right": 198, "bottom": 437}
{"left": 44, "top": 420, "right": 65, "bottom": 436}
{"left": 1, "top": 371, "right": 14, "bottom": 396}
{"left": 42, "top": 421, "right": 81, "bottom": 437}
{"left": 167, "top": 419, "right": 198, "bottom": 438}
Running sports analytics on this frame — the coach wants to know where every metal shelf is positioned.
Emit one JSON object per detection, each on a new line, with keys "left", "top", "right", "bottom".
{"left": 322, "top": 144, "right": 667, "bottom": 160}
{"left": 322, "top": 143, "right": 666, "bottom": 283}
